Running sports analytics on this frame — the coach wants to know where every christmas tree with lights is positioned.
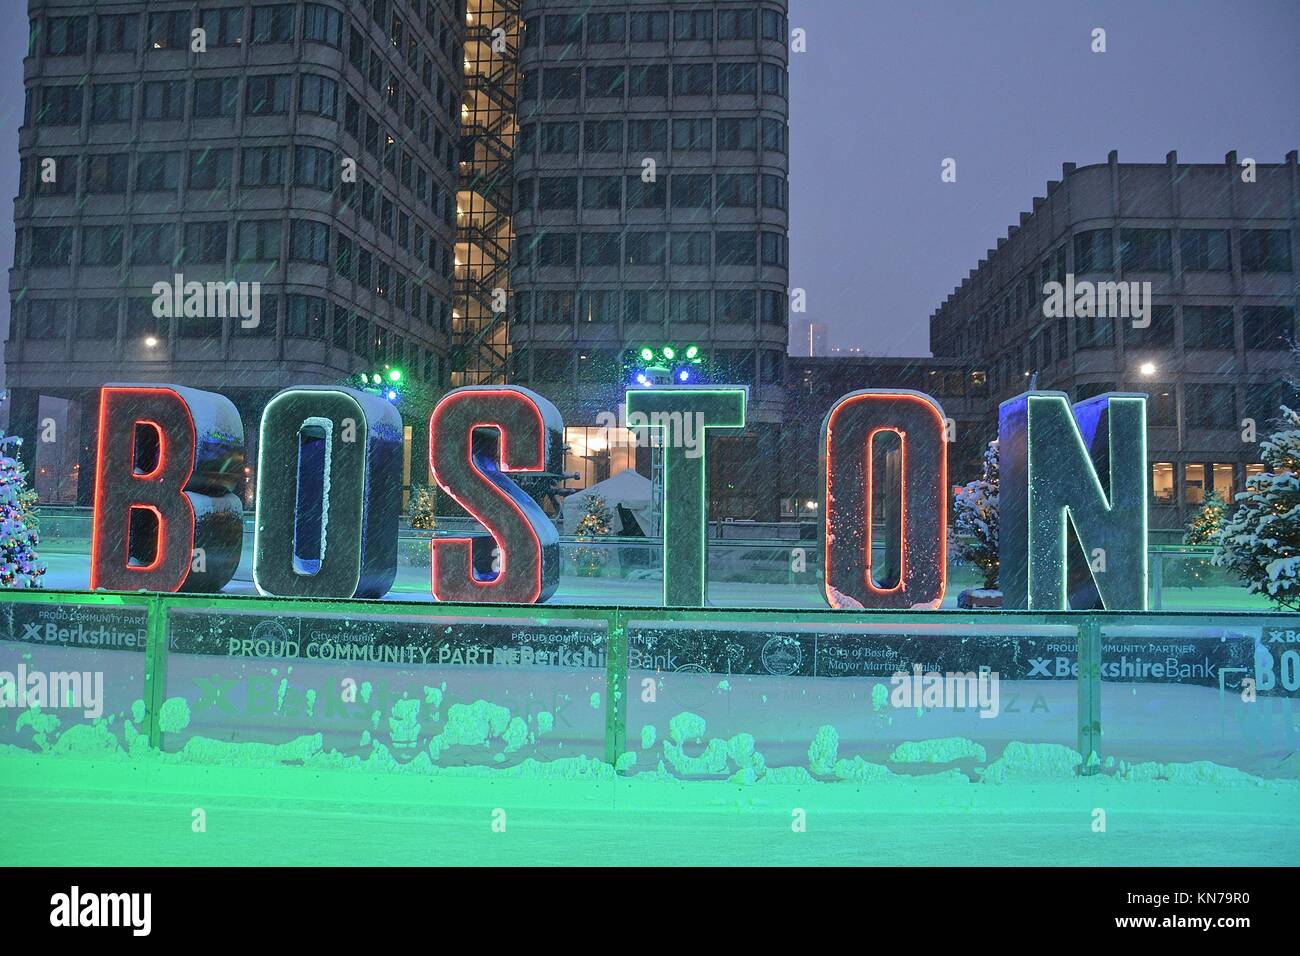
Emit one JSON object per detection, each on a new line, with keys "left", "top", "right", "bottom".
{"left": 0, "top": 435, "right": 46, "bottom": 588}
{"left": 952, "top": 440, "right": 1000, "bottom": 604}
{"left": 1185, "top": 490, "right": 1226, "bottom": 546}
{"left": 1213, "top": 406, "right": 1300, "bottom": 610}
{"left": 572, "top": 493, "right": 612, "bottom": 576}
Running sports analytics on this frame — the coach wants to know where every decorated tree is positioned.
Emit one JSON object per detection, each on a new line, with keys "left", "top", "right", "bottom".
{"left": 572, "top": 493, "right": 612, "bottom": 576}
{"left": 1213, "top": 406, "right": 1300, "bottom": 610}
{"left": 408, "top": 483, "right": 438, "bottom": 531}
{"left": 0, "top": 435, "right": 46, "bottom": 588}
{"left": 951, "top": 440, "right": 999, "bottom": 590}
{"left": 1185, "top": 490, "right": 1226, "bottom": 545}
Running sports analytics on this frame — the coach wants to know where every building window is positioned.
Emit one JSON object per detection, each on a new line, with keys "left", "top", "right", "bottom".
{"left": 625, "top": 231, "right": 666, "bottom": 267}
{"left": 537, "top": 233, "right": 576, "bottom": 267}
{"left": 1243, "top": 306, "right": 1294, "bottom": 351}
{"left": 579, "top": 291, "right": 618, "bottom": 323}
{"left": 717, "top": 232, "right": 756, "bottom": 266}
{"left": 671, "top": 232, "right": 710, "bottom": 266}
{"left": 199, "top": 7, "right": 245, "bottom": 47}
{"left": 77, "top": 299, "right": 118, "bottom": 339}
{"left": 761, "top": 118, "right": 786, "bottom": 152}
{"left": 674, "top": 10, "right": 713, "bottom": 41}
{"left": 1076, "top": 314, "right": 1114, "bottom": 349}
{"left": 241, "top": 146, "right": 285, "bottom": 187}
{"left": 541, "top": 122, "right": 579, "bottom": 154}
{"left": 96, "top": 14, "right": 139, "bottom": 55}
{"left": 1184, "top": 384, "right": 1236, "bottom": 429}
{"left": 303, "top": 3, "right": 342, "bottom": 47}
{"left": 90, "top": 83, "right": 132, "bottom": 124}
{"left": 761, "top": 232, "right": 787, "bottom": 267}
{"left": 628, "top": 119, "right": 667, "bottom": 152}
{"left": 252, "top": 5, "right": 296, "bottom": 44}
{"left": 625, "top": 176, "right": 665, "bottom": 209}
{"left": 1180, "top": 229, "right": 1230, "bottom": 272}
{"left": 294, "top": 145, "right": 334, "bottom": 191}
{"left": 630, "top": 11, "right": 668, "bottom": 42}
{"left": 136, "top": 152, "right": 181, "bottom": 192}
{"left": 188, "top": 149, "right": 234, "bottom": 190}
{"left": 581, "top": 233, "right": 620, "bottom": 267}
{"left": 129, "top": 223, "right": 177, "bottom": 265}
{"left": 537, "top": 291, "right": 574, "bottom": 324}
{"left": 25, "top": 300, "right": 71, "bottom": 339}
{"left": 761, "top": 289, "right": 787, "bottom": 326}
{"left": 1183, "top": 305, "right": 1234, "bottom": 349}
{"left": 299, "top": 74, "right": 339, "bottom": 117}
{"left": 673, "top": 64, "right": 713, "bottom": 96}
{"left": 236, "top": 220, "right": 281, "bottom": 262}
{"left": 141, "top": 81, "right": 184, "bottom": 121}
{"left": 79, "top": 226, "right": 122, "bottom": 267}
{"left": 543, "top": 67, "right": 580, "bottom": 99}
{"left": 1073, "top": 229, "right": 1112, "bottom": 273}
{"left": 587, "top": 13, "right": 625, "bottom": 44}
{"left": 761, "top": 63, "right": 786, "bottom": 96}
{"left": 762, "top": 174, "right": 787, "bottom": 209}
{"left": 147, "top": 11, "right": 189, "bottom": 50}
{"left": 84, "top": 154, "right": 128, "bottom": 193}
{"left": 1125, "top": 304, "right": 1173, "bottom": 348}
{"left": 627, "top": 65, "right": 668, "bottom": 98}
{"left": 39, "top": 85, "right": 84, "bottom": 126}
{"left": 719, "top": 10, "right": 757, "bottom": 40}
{"left": 623, "top": 290, "right": 666, "bottom": 324}
{"left": 670, "top": 289, "right": 710, "bottom": 324}
{"left": 585, "top": 67, "right": 625, "bottom": 99}
{"left": 193, "top": 77, "right": 239, "bottom": 118}
{"left": 1119, "top": 228, "right": 1172, "bottom": 272}
{"left": 1182, "top": 463, "right": 1206, "bottom": 505}
{"left": 582, "top": 176, "right": 621, "bottom": 210}
{"left": 538, "top": 176, "right": 577, "bottom": 210}
{"left": 1151, "top": 462, "right": 1174, "bottom": 504}
{"left": 246, "top": 75, "right": 291, "bottom": 115}
{"left": 30, "top": 227, "right": 73, "bottom": 267}
{"left": 1240, "top": 229, "right": 1293, "bottom": 273}
{"left": 717, "top": 63, "right": 757, "bottom": 95}
{"left": 717, "top": 290, "right": 756, "bottom": 324}
{"left": 670, "top": 174, "right": 711, "bottom": 209}
{"left": 183, "top": 222, "right": 227, "bottom": 263}
{"left": 715, "top": 173, "right": 756, "bottom": 208}
{"left": 1147, "top": 385, "right": 1176, "bottom": 427}
{"left": 584, "top": 120, "right": 622, "bottom": 153}
{"left": 718, "top": 117, "right": 757, "bottom": 150}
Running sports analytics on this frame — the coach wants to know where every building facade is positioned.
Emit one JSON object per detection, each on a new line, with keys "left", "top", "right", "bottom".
{"left": 506, "top": 1, "right": 791, "bottom": 518}
{"left": 7, "top": 0, "right": 464, "bottom": 503}
{"left": 929, "top": 150, "right": 1299, "bottom": 529}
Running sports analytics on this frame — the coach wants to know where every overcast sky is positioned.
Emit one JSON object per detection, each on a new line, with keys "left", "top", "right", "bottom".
{"left": 787, "top": 0, "right": 1300, "bottom": 355}
{"left": 0, "top": 2, "right": 1296, "bottom": 358}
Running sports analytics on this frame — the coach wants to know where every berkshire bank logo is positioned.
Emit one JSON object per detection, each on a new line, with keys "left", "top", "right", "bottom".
{"left": 50, "top": 886, "right": 151, "bottom": 936}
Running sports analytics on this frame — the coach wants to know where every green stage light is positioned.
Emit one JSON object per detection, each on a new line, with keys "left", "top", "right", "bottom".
{"left": 685, "top": 345, "right": 699, "bottom": 359}
{"left": 640, "top": 347, "right": 654, "bottom": 362}
{"left": 372, "top": 374, "right": 382, "bottom": 385}
{"left": 662, "top": 346, "right": 675, "bottom": 360}
{"left": 389, "top": 368, "right": 402, "bottom": 382}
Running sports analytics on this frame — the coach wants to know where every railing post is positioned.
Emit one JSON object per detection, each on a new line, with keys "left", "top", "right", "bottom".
{"left": 1077, "top": 615, "right": 1103, "bottom": 774}
{"left": 604, "top": 610, "right": 628, "bottom": 770}
{"left": 1150, "top": 550, "right": 1163, "bottom": 610}
{"left": 141, "top": 593, "right": 169, "bottom": 751}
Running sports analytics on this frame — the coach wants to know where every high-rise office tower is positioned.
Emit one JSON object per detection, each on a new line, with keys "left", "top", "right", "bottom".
{"left": 506, "top": 1, "right": 791, "bottom": 516}
{"left": 7, "top": 0, "right": 464, "bottom": 503}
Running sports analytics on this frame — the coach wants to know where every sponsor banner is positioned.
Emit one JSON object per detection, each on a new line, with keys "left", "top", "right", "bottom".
{"left": 1, "top": 602, "right": 149, "bottom": 653}
{"left": 167, "top": 609, "right": 609, "bottom": 670}
{"left": 627, "top": 622, "right": 1281, "bottom": 694}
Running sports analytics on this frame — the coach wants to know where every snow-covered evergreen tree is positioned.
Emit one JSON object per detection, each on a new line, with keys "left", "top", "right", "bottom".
{"left": 951, "top": 440, "right": 999, "bottom": 589}
{"left": 572, "top": 493, "right": 612, "bottom": 576}
{"left": 1213, "top": 406, "right": 1300, "bottom": 610}
{"left": 408, "top": 484, "right": 438, "bottom": 531}
{"left": 1184, "top": 490, "right": 1226, "bottom": 546}
{"left": 0, "top": 435, "right": 45, "bottom": 588}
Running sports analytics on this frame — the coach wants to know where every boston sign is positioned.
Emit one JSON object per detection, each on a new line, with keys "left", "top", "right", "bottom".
{"left": 88, "top": 383, "right": 1148, "bottom": 611}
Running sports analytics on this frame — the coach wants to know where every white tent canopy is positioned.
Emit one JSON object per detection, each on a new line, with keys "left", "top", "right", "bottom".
{"left": 561, "top": 468, "right": 655, "bottom": 536}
